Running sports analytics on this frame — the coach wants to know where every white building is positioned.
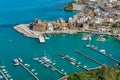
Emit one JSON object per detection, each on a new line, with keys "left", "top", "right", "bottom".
{"left": 47, "top": 23, "right": 53, "bottom": 31}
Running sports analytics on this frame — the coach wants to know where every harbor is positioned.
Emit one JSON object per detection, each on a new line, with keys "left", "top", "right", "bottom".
{"left": 13, "top": 58, "right": 39, "bottom": 80}
{"left": 58, "top": 54, "right": 89, "bottom": 71}
{"left": 33, "top": 56, "right": 67, "bottom": 76}
{"left": 74, "top": 50, "right": 103, "bottom": 65}
{"left": 86, "top": 45, "right": 120, "bottom": 65}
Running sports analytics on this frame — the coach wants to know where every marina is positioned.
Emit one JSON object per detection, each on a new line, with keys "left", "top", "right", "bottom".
{"left": 86, "top": 45, "right": 120, "bottom": 65}
{"left": 74, "top": 50, "right": 103, "bottom": 65}
{"left": 0, "top": 66, "right": 13, "bottom": 80}
{"left": 33, "top": 56, "right": 67, "bottom": 76}
{"left": 13, "top": 58, "right": 39, "bottom": 80}
{"left": 58, "top": 54, "right": 89, "bottom": 71}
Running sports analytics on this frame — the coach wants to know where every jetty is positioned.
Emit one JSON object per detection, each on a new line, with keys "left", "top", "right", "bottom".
{"left": 13, "top": 58, "right": 39, "bottom": 80}
{"left": 58, "top": 54, "right": 89, "bottom": 71}
{"left": 33, "top": 57, "right": 66, "bottom": 76}
{"left": 86, "top": 45, "right": 120, "bottom": 64}
{"left": 0, "top": 70, "right": 9, "bottom": 80}
{"left": 74, "top": 50, "right": 103, "bottom": 65}
{"left": 0, "top": 66, "right": 13, "bottom": 80}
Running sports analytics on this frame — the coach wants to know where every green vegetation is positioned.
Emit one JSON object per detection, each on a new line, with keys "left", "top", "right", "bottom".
{"left": 112, "top": 5, "right": 119, "bottom": 9}
{"left": 67, "top": 66, "right": 120, "bottom": 80}
{"left": 112, "top": 23, "right": 120, "bottom": 28}
{"left": 64, "top": 2, "right": 73, "bottom": 11}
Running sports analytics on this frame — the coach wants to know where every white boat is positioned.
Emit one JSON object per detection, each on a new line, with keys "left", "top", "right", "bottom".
{"left": 44, "top": 64, "right": 49, "bottom": 67}
{"left": 45, "top": 36, "right": 49, "bottom": 40}
{"left": 97, "top": 35, "right": 106, "bottom": 42}
{"left": 99, "top": 49, "right": 106, "bottom": 54}
{"left": 86, "top": 44, "right": 91, "bottom": 47}
{"left": 39, "top": 35, "right": 45, "bottom": 43}
{"left": 70, "top": 62, "right": 75, "bottom": 65}
{"left": 31, "top": 69, "right": 35, "bottom": 72}
{"left": 33, "top": 58, "right": 39, "bottom": 60}
{"left": 51, "top": 68, "right": 55, "bottom": 71}
{"left": 13, "top": 59, "right": 20, "bottom": 66}
{"left": 0, "top": 75, "right": 3, "bottom": 79}
{"left": 84, "top": 65, "right": 87, "bottom": 68}
{"left": 0, "top": 66, "right": 6, "bottom": 68}
{"left": 18, "top": 58, "right": 23, "bottom": 62}
{"left": 82, "top": 34, "right": 91, "bottom": 41}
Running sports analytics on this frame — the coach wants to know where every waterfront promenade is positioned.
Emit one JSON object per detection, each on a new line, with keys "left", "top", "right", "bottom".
{"left": 14, "top": 24, "right": 83, "bottom": 38}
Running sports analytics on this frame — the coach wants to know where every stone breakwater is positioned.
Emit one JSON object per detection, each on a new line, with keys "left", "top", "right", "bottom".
{"left": 14, "top": 24, "right": 83, "bottom": 38}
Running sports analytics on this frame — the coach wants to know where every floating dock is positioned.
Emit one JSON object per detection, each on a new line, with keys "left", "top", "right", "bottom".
{"left": 13, "top": 58, "right": 39, "bottom": 80}
{"left": 58, "top": 54, "right": 89, "bottom": 71}
{"left": 34, "top": 57, "right": 66, "bottom": 76}
{"left": 0, "top": 70, "right": 9, "bottom": 80}
{"left": 86, "top": 45, "right": 120, "bottom": 64}
{"left": 74, "top": 50, "right": 103, "bottom": 65}
{"left": 20, "top": 63, "right": 39, "bottom": 80}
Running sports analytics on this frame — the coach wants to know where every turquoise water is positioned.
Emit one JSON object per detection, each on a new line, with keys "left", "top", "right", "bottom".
{"left": 0, "top": 0, "right": 120, "bottom": 80}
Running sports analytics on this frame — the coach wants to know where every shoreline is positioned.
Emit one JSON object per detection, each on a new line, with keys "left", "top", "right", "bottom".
{"left": 14, "top": 24, "right": 87, "bottom": 38}
{"left": 14, "top": 24, "right": 120, "bottom": 40}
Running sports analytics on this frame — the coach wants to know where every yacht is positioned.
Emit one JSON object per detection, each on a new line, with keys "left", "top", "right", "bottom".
{"left": 13, "top": 59, "right": 20, "bottom": 66}
{"left": 97, "top": 35, "right": 106, "bottom": 42}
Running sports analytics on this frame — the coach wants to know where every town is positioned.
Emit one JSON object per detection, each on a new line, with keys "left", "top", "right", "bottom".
{"left": 14, "top": 0, "right": 120, "bottom": 42}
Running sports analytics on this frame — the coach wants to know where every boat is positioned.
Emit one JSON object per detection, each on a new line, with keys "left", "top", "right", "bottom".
{"left": 52, "top": 62, "right": 56, "bottom": 65}
{"left": 13, "top": 59, "right": 20, "bottom": 66}
{"left": 34, "top": 73, "right": 38, "bottom": 75}
{"left": 0, "top": 66, "right": 6, "bottom": 68}
{"left": 33, "top": 58, "right": 39, "bottom": 60}
{"left": 99, "top": 49, "right": 106, "bottom": 54}
{"left": 39, "top": 35, "right": 45, "bottom": 43}
{"left": 61, "top": 69, "right": 64, "bottom": 72}
{"left": 70, "top": 62, "right": 75, "bottom": 65}
{"left": 31, "top": 69, "right": 35, "bottom": 72}
{"left": 24, "top": 64, "right": 30, "bottom": 67}
{"left": 86, "top": 44, "right": 91, "bottom": 48}
{"left": 45, "top": 36, "right": 49, "bottom": 40}
{"left": 51, "top": 68, "right": 55, "bottom": 71}
{"left": 44, "top": 64, "right": 49, "bottom": 67}
{"left": 0, "top": 75, "right": 3, "bottom": 79}
{"left": 18, "top": 58, "right": 23, "bottom": 62}
{"left": 9, "top": 78, "right": 13, "bottom": 80}
{"left": 97, "top": 35, "right": 106, "bottom": 42}
{"left": 82, "top": 34, "right": 91, "bottom": 41}
{"left": 84, "top": 65, "right": 87, "bottom": 68}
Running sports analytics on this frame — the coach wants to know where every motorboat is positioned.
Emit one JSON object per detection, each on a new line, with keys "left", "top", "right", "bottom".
{"left": 99, "top": 49, "right": 106, "bottom": 54}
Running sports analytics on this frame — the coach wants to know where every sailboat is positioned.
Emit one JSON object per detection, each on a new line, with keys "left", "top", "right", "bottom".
{"left": 0, "top": 58, "right": 6, "bottom": 68}
{"left": 97, "top": 35, "right": 106, "bottom": 42}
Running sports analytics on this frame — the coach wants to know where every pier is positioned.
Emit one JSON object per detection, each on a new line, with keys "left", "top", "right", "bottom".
{"left": 86, "top": 45, "right": 120, "bottom": 64}
{"left": 58, "top": 54, "right": 89, "bottom": 71}
{"left": 0, "top": 66, "right": 13, "bottom": 80}
{"left": 34, "top": 57, "right": 66, "bottom": 76}
{"left": 0, "top": 70, "right": 9, "bottom": 80}
{"left": 75, "top": 50, "right": 103, "bottom": 65}
{"left": 13, "top": 58, "right": 39, "bottom": 80}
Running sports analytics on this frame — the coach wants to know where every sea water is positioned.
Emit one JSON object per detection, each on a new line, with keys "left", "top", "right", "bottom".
{"left": 0, "top": 0, "right": 120, "bottom": 80}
